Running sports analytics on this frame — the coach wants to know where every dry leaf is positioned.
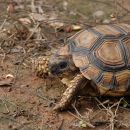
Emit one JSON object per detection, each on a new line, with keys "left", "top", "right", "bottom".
{"left": 19, "top": 18, "right": 31, "bottom": 25}
{"left": 72, "top": 25, "right": 82, "bottom": 31}
{"left": 6, "top": 74, "right": 14, "bottom": 79}
{"left": 0, "top": 74, "right": 15, "bottom": 87}
{"left": 49, "top": 22, "right": 64, "bottom": 29}
{"left": 58, "top": 24, "right": 82, "bottom": 32}
{"left": 29, "top": 13, "right": 47, "bottom": 22}
{"left": 7, "top": 2, "right": 17, "bottom": 13}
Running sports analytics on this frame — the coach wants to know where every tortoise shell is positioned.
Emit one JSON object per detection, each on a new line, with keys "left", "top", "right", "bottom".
{"left": 68, "top": 23, "right": 130, "bottom": 96}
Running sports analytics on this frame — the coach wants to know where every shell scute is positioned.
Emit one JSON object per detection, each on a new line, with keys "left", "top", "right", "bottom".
{"left": 71, "top": 24, "right": 130, "bottom": 94}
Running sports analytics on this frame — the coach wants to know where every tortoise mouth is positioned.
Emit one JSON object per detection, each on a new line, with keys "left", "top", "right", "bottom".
{"left": 50, "top": 64, "right": 61, "bottom": 75}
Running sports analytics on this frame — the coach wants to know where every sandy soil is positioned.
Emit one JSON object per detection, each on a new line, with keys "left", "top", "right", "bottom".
{"left": 0, "top": 0, "right": 130, "bottom": 130}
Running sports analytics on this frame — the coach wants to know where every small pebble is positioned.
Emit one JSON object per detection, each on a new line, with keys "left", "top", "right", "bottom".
{"left": 93, "top": 10, "right": 105, "bottom": 19}
{"left": 20, "top": 84, "right": 29, "bottom": 88}
{"left": 93, "top": 10, "right": 105, "bottom": 23}
{"left": 103, "top": 19, "right": 111, "bottom": 24}
{"left": 7, "top": 87, "right": 12, "bottom": 92}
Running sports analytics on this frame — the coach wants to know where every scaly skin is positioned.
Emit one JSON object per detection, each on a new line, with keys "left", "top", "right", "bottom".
{"left": 31, "top": 56, "right": 50, "bottom": 77}
{"left": 53, "top": 74, "right": 87, "bottom": 111}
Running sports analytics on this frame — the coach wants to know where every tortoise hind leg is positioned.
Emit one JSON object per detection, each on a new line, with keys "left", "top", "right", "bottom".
{"left": 53, "top": 74, "right": 88, "bottom": 111}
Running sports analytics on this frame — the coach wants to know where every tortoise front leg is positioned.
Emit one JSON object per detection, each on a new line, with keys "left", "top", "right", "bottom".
{"left": 54, "top": 74, "right": 87, "bottom": 111}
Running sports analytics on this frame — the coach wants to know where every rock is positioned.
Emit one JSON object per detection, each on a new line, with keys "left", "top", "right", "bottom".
{"left": 103, "top": 19, "right": 111, "bottom": 24}
{"left": 93, "top": 10, "right": 105, "bottom": 19}
{"left": 93, "top": 10, "right": 105, "bottom": 23}
{"left": 63, "top": 1, "right": 68, "bottom": 10}
{"left": 69, "top": 11, "right": 77, "bottom": 16}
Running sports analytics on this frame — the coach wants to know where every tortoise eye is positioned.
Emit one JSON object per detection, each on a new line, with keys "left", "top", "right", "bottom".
{"left": 59, "top": 61, "right": 68, "bottom": 69}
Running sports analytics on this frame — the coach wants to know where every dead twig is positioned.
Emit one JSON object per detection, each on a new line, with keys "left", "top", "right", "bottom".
{"left": 113, "top": 98, "right": 123, "bottom": 116}
{"left": 70, "top": 100, "right": 95, "bottom": 128}
{"left": 31, "top": 0, "right": 37, "bottom": 13}
{"left": 24, "top": 22, "right": 40, "bottom": 43}
{"left": 89, "top": 0, "right": 113, "bottom": 6}
{"left": 95, "top": 97, "right": 107, "bottom": 109}
{"left": 68, "top": 111, "right": 95, "bottom": 128}
{"left": 0, "top": 98, "right": 10, "bottom": 114}
{"left": 0, "top": 114, "right": 32, "bottom": 130}
{"left": 95, "top": 97, "right": 124, "bottom": 130}
{"left": 114, "top": 0, "right": 118, "bottom": 20}
{"left": 0, "top": 19, "right": 7, "bottom": 30}
{"left": 36, "top": 87, "right": 56, "bottom": 105}
{"left": 72, "top": 101, "right": 86, "bottom": 119}
{"left": 1, "top": 52, "right": 6, "bottom": 65}
{"left": 13, "top": 121, "right": 33, "bottom": 130}
{"left": 117, "top": 1, "right": 130, "bottom": 13}
{"left": 58, "top": 119, "right": 64, "bottom": 130}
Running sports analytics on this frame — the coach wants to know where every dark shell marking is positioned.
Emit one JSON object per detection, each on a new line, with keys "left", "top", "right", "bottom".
{"left": 68, "top": 23, "right": 130, "bottom": 95}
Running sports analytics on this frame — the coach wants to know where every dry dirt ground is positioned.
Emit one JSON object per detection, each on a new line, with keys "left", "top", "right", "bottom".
{"left": 0, "top": 0, "right": 130, "bottom": 130}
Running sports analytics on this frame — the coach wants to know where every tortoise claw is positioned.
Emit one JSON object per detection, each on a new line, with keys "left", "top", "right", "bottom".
{"left": 53, "top": 104, "right": 63, "bottom": 111}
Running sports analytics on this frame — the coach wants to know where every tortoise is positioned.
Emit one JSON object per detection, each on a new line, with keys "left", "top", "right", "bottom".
{"left": 32, "top": 23, "right": 130, "bottom": 111}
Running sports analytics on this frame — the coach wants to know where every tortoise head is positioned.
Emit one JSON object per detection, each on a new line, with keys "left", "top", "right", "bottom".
{"left": 49, "top": 45, "right": 76, "bottom": 75}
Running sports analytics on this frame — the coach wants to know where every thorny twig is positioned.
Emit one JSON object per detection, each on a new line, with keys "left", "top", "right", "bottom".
{"left": 70, "top": 100, "right": 95, "bottom": 128}
{"left": 68, "top": 111, "right": 95, "bottom": 128}
{"left": 95, "top": 97, "right": 124, "bottom": 130}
